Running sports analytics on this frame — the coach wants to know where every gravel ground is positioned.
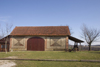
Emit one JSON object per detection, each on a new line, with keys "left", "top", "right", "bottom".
{"left": 0, "top": 56, "right": 17, "bottom": 67}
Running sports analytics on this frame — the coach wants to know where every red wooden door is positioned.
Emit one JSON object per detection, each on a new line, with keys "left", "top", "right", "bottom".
{"left": 27, "top": 37, "right": 44, "bottom": 51}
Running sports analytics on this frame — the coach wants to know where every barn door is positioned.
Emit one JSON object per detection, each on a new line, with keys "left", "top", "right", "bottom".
{"left": 27, "top": 37, "right": 44, "bottom": 51}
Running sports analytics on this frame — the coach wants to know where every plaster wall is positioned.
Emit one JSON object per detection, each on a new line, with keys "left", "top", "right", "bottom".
{"left": 46, "top": 37, "right": 67, "bottom": 51}
{"left": 10, "top": 36, "right": 68, "bottom": 51}
{"left": 10, "top": 36, "right": 45, "bottom": 51}
{"left": 10, "top": 36, "right": 26, "bottom": 51}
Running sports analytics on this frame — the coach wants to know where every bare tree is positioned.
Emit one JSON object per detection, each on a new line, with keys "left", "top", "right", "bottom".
{"left": 0, "top": 24, "right": 1, "bottom": 39}
{"left": 69, "top": 27, "right": 74, "bottom": 35}
{"left": 0, "top": 23, "right": 13, "bottom": 53}
{"left": 81, "top": 24, "right": 100, "bottom": 51}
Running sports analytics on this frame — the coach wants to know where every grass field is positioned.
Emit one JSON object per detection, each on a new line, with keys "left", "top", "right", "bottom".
{"left": 0, "top": 51, "right": 100, "bottom": 67}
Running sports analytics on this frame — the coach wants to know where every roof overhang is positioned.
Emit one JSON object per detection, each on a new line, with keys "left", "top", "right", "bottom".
{"left": 68, "top": 35, "right": 84, "bottom": 43}
{"left": 0, "top": 35, "right": 10, "bottom": 44}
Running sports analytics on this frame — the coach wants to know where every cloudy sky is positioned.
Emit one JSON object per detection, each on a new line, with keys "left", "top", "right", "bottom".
{"left": 0, "top": 0, "right": 100, "bottom": 45}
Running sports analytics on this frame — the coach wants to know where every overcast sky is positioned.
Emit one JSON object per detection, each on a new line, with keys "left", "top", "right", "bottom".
{"left": 0, "top": 0, "right": 100, "bottom": 45}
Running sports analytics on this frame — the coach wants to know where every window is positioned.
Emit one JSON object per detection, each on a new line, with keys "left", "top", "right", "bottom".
{"left": 1, "top": 45, "right": 7, "bottom": 48}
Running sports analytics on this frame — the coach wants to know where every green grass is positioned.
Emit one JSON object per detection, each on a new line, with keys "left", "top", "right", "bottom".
{"left": 16, "top": 61, "right": 100, "bottom": 67}
{"left": 0, "top": 51, "right": 100, "bottom": 67}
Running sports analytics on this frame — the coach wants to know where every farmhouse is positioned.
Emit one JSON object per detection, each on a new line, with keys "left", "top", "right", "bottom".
{"left": 0, "top": 26, "right": 83, "bottom": 51}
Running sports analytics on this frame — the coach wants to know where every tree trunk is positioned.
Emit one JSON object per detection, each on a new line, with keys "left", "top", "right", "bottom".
{"left": 5, "top": 41, "right": 7, "bottom": 54}
{"left": 89, "top": 44, "right": 91, "bottom": 51}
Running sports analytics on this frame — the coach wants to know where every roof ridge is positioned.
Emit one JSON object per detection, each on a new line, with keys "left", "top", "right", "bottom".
{"left": 15, "top": 26, "right": 68, "bottom": 27}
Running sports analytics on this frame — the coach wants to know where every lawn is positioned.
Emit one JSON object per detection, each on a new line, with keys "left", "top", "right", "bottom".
{"left": 0, "top": 51, "right": 100, "bottom": 67}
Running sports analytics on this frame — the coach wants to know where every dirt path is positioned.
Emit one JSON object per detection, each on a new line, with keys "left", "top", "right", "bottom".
{"left": 0, "top": 56, "right": 17, "bottom": 67}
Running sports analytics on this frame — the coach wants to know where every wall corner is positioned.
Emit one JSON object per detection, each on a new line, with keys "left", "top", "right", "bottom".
{"left": 66, "top": 36, "right": 69, "bottom": 51}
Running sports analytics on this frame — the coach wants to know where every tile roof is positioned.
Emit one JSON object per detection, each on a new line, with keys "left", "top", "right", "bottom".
{"left": 10, "top": 26, "right": 71, "bottom": 36}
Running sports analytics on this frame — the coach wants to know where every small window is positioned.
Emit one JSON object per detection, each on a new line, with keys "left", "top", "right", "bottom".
{"left": 1, "top": 45, "right": 3, "bottom": 48}
{"left": 1, "top": 45, "right": 7, "bottom": 48}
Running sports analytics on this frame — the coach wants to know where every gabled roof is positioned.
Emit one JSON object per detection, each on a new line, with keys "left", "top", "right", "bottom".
{"left": 10, "top": 26, "right": 71, "bottom": 36}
